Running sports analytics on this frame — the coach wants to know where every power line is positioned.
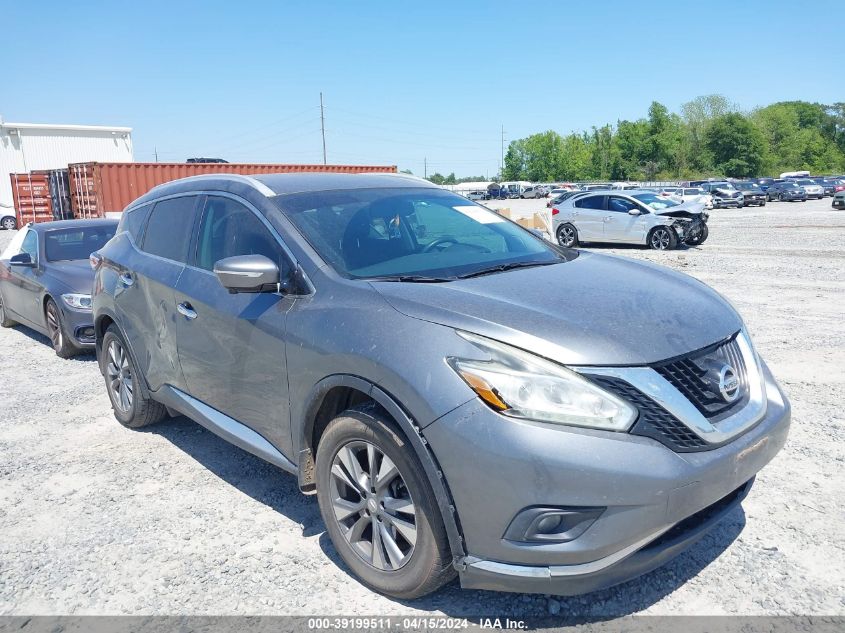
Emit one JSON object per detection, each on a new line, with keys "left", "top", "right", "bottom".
{"left": 320, "top": 92, "right": 327, "bottom": 165}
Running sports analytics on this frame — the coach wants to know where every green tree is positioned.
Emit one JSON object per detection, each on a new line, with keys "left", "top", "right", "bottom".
{"left": 705, "top": 113, "right": 765, "bottom": 177}
{"left": 681, "top": 94, "right": 735, "bottom": 173}
{"left": 502, "top": 139, "right": 527, "bottom": 180}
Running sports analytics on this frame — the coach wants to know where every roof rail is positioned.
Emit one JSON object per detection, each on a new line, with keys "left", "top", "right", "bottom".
{"left": 146, "top": 173, "right": 276, "bottom": 197}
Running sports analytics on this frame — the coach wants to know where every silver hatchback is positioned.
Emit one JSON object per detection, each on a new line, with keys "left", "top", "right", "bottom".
{"left": 552, "top": 190, "right": 709, "bottom": 250}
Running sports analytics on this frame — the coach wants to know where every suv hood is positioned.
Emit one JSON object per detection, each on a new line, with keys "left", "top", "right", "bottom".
{"left": 43, "top": 260, "right": 95, "bottom": 294}
{"left": 372, "top": 252, "right": 741, "bottom": 366}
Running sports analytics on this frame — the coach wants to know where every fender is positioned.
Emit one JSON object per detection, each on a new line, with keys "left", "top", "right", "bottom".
{"left": 297, "top": 374, "right": 467, "bottom": 562}
{"left": 94, "top": 309, "right": 155, "bottom": 403}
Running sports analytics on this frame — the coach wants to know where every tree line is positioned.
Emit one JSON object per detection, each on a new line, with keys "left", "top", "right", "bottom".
{"left": 500, "top": 96, "right": 845, "bottom": 182}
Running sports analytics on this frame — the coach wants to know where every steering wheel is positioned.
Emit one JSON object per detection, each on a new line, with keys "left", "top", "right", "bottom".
{"left": 422, "top": 236, "right": 461, "bottom": 253}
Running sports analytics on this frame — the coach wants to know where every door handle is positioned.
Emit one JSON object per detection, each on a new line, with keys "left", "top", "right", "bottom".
{"left": 177, "top": 302, "right": 197, "bottom": 320}
{"left": 119, "top": 272, "right": 134, "bottom": 287}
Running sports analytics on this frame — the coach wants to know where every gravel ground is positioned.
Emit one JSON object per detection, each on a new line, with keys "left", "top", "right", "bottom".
{"left": 0, "top": 198, "right": 843, "bottom": 617}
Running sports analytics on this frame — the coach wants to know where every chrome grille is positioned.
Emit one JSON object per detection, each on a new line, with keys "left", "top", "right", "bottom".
{"left": 591, "top": 376, "right": 710, "bottom": 452}
{"left": 653, "top": 336, "right": 748, "bottom": 421}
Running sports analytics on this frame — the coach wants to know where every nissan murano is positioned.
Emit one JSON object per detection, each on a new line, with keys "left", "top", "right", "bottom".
{"left": 92, "top": 173, "right": 790, "bottom": 599}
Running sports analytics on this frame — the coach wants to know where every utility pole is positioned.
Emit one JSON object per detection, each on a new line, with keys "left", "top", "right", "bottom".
{"left": 424, "top": 157, "right": 427, "bottom": 179}
{"left": 154, "top": 146, "right": 158, "bottom": 162}
{"left": 320, "top": 92, "right": 327, "bottom": 165}
{"left": 500, "top": 125, "right": 505, "bottom": 179}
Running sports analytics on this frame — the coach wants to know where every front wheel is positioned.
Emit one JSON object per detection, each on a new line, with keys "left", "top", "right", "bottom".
{"left": 1, "top": 216, "right": 16, "bottom": 230}
{"left": 45, "top": 298, "right": 78, "bottom": 358}
{"left": 685, "top": 223, "right": 709, "bottom": 246}
{"left": 556, "top": 223, "right": 579, "bottom": 248}
{"left": 648, "top": 226, "right": 678, "bottom": 250}
{"left": 315, "top": 405, "right": 455, "bottom": 599}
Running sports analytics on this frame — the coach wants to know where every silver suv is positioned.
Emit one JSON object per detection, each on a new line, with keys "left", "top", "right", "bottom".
{"left": 92, "top": 173, "right": 788, "bottom": 599}
{"left": 552, "top": 190, "right": 709, "bottom": 250}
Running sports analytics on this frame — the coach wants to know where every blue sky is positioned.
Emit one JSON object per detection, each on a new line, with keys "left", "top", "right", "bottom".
{"left": 3, "top": 1, "right": 841, "bottom": 177}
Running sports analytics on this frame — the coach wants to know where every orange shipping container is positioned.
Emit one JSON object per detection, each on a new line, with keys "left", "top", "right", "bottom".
{"left": 10, "top": 173, "right": 54, "bottom": 225}
{"left": 67, "top": 162, "right": 398, "bottom": 217}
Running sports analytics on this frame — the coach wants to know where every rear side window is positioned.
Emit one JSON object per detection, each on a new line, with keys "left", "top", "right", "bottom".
{"left": 194, "top": 196, "right": 284, "bottom": 272}
{"left": 141, "top": 196, "right": 198, "bottom": 263}
{"left": 575, "top": 195, "right": 606, "bottom": 210}
{"left": 119, "top": 203, "right": 153, "bottom": 244}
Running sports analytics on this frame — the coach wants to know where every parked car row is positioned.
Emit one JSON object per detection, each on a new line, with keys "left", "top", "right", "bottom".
{"left": 0, "top": 172, "right": 792, "bottom": 601}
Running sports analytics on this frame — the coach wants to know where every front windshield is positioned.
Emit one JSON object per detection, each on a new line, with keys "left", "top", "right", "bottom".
{"left": 736, "top": 182, "right": 761, "bottom": 191}
{"left": 684, "top": 188, "right": 702, "bottom": 195}
{"left": 270, "top": 187, "right": 563, "bottom": 280}
{"left": 632, "top": 192, "right": 680, "bottom": 210}
{"left": 44, "top": 225, "right": 116, "bottom": 262}
{"left": 796, "top": 179, "right": 814, "bottom": 185}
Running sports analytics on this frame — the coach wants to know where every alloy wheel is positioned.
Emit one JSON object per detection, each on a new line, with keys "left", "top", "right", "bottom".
{"left": 651, "top": 228, "right": 672, "bottom": 250}
{"left": 46, "top": 302, "right": 63, "bottom": 349}
{"left": 329, "top": 440, "right": 417, "bottom": 571}
{"left": 557, "top": 225, "right": 576, "bottom": 247}
{"left": 106, "top": 340, "right": 133, "bottom": 413}
{"left": 2, "top": 218, "right": 15, "bottom": 230}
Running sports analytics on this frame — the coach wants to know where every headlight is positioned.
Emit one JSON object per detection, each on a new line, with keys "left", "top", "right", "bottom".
{"left": 448, "top": 332, "right": 637, "bottom": 431}
{"left": 61, "top": 293, "right": 92, "bottom": 311}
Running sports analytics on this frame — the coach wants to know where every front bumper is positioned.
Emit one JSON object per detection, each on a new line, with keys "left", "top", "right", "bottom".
{"left": 424, "top": 362, "right": 790, "bottom": 596}
{"left": 58, "top": 304, "right": 95, "bottom": 348}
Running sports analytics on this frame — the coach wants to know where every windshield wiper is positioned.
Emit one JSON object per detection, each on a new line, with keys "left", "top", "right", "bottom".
{"left": 456, "top": 260, "right": 560, "bottom": 280}
{"left": 365, "top": 275, "right": 455, "bottom": 283}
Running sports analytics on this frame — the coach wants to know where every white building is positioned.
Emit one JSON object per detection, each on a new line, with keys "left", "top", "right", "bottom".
{"left": 0, "top": 118, "right": 133, "bottom": 211}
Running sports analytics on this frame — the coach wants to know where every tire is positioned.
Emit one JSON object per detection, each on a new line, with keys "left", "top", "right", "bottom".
{"left": 685, "top": 223, "right": 709, "bottom": 246}
{"left": 556, "top": 223, "right": 578, "bottom": 248}
{"left": 779, "top": 193, "right": 786, "bottom": 202}
{"left": 1, "top": 216, "right": 16, "bottom": 230}
{"left": 45, "top": 298, "right": 78, "bottom": 358}
{"left": 315, "top": 404, "right": 455, "bottom": 599}
{"left": 648, "top": 226, "right": 678, "bottom": 250}
{"left": 100, "top": 324, "right": 167, "bottom": 428}
{"left": 0, "top": 290, "right": 17, "bottom": 327}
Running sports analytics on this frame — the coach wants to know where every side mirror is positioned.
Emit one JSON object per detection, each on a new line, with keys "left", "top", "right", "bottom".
{"left": 214, "top": 254, "right": 281, "bottom": 294}
{"left": 628, "top": 209, "right": 641, "bottom": 216}
{"left": 10, "top": 252, "right": 35, "bottom": 267}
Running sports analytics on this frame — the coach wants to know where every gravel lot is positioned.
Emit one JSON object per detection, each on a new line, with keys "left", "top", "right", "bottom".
{"left": 1, "top": 198, "right": 843, "bottom": 617}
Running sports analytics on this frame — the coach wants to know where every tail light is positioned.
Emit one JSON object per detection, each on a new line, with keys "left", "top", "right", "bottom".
{"left": 90, "top": 252, "right": 103, "bottom": 270}
{"left": 552, "top": 208, "right": 560, "bottom": 215}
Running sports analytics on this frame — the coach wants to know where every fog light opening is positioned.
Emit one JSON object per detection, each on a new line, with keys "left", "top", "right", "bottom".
{"left": 535, "top": 514, "right": 563, "bottom": 534}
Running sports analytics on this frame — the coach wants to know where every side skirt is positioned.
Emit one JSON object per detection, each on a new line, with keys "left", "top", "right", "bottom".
{"left": 153, "top": 385, "right": 297, "bottom": 475}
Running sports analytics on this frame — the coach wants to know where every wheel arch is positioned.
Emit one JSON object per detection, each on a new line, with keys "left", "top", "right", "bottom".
{"left": 297, "top": 374, "right": 466, "bottom": 562}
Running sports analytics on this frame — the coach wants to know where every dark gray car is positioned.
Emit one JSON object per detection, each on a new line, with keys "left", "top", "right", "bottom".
{"left": 92, "top": 173, "right": 790, "bottom": 599}
{"left": 0, "top": 219, "right": 117, "bottom": 357}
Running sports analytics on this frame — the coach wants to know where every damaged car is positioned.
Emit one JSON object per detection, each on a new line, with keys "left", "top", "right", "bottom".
{"left": 90, "top": 173, "right": 789, "bottom": 599}
{"left": 731, "top": 181, "right": 767, "bottom": 207}
{"left": 700, "top": 182, "right": 744, "bottom": 208}
{"left": 552, "top": 190, "right": 709, "bottom": 250}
